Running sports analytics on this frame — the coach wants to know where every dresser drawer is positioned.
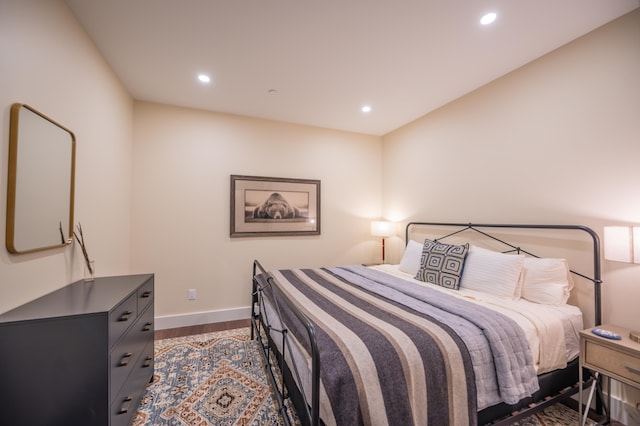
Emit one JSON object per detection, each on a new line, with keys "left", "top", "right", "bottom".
{"left": 135, "top": 304, "right": 155, "bottom": 339}
{"left": 109, "top": 292, "right": 138, "bottom": 347}
{"left": 110, "top": 342, "right": 154, "bottom": 426}
{"left": 138, "top": 339, "right": 155, "bottom": 374}
{"left": 584, "top": 340, "right": 640, "bottom": 387}
{"left": 137, "top": 278, "right": 154, "bottom": 313}
{"left": 111, "top": 385, "right": 145, "bottom": 426}
{"left": 110, "top": 330, "right": 147, "bottom": 402}
{"left": 110, "top": 305, "right": 155, "bottom": 401}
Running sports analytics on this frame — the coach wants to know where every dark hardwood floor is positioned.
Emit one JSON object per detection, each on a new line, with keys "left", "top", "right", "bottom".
{"left": 154, "top": 318, "right": 251, "bottom": 340}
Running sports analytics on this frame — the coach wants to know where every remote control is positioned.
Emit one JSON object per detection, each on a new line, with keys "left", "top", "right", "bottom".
{"left": 592, "top": 328, "right": 622, "bottom": 340}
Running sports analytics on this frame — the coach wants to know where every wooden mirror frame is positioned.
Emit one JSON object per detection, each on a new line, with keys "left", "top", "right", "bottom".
{"left": 6, "top": 103, "right": 76, "bottom": 254}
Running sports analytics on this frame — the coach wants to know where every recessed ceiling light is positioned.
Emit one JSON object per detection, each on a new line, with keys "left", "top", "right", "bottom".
{"left": 361, "top": 105, "right": 372, "bottom": 113}
{"left": 268, "top": 89, "right": 278, "bottom": 95}
{"left": 197, "top": 74, "right": 211, "bottom": 83}
{"left": 480, "top": 12, "right": 497, "bottom": 25}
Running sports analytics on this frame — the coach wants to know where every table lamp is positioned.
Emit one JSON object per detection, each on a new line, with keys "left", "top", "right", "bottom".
{"left": 371, "top": 221, "right": 395, "bottom": 264}
{"left": 604, "top": 226, "right": 639, "bottom": 263}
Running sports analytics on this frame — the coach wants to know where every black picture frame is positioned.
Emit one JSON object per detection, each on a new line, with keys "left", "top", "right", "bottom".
{"left": 230, "top": 175, "right": 321, "bottom": 237}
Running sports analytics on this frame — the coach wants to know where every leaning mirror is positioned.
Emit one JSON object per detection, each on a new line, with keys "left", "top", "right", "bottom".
{"left": 6, "top": 103, "right": 75, "bottom": 254}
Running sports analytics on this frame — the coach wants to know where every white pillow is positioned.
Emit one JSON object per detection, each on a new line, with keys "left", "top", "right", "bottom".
{"left": 399, "top": 240, "right": 423, "bottom": 276}
{"left": 521, "top": 257, "right": 574, "bottom": 305}
{"left": 459, "top": 245, "right": 525, "bottom": 299}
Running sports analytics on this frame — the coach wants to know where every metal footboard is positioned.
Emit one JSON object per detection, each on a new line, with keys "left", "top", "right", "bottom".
{"left": 251, "top": 260, "right": 320, "bottom": 426}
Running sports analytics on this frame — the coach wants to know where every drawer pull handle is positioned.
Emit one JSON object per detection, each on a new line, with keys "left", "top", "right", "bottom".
{"left": 119, "top": 396, "right": 133, "bottom": 414}
{"left": 626, "top": 365, "right": 640, "bottom": 376}
{"left": 143, "top": 322, "right": 153, "bottom": 332}
{"left": 143, "top": 356, "right": 153, "bottom": 368}
{"left": 119, "top": 311, "right": 133, "bottom": 322}
{"left": 141, "top": 290, "right": 152, "bottom": 298}
{"left": 119, "top": 352, "right": 133, "bottom": 366}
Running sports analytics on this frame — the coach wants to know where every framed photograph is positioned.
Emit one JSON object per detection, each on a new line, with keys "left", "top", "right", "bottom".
{"left": 230, "top": 175, "right": 321, "bottom": 237}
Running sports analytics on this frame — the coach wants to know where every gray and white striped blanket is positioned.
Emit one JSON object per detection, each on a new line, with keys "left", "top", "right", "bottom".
{"left": 258, "top": 265, "right": 539, "bottom": 426}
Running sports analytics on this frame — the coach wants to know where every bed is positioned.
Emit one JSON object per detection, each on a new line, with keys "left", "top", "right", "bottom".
{"left": 250, "top": 222, "right": 602, "bottom": 426}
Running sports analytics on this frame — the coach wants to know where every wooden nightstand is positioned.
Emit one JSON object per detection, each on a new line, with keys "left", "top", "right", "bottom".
{"left": 579, "top": 324, "right": 640, "bottom": 425}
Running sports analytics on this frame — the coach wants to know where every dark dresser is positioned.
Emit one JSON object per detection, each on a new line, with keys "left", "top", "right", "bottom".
{"left": 0, "top": 274, "right": 154, "bottom": 426}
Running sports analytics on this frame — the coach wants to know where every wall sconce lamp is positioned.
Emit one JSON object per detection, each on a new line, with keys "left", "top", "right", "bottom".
{"left": 371, "top": 221, "right": 395, "bottom": 264}
{"left": 603, "top": 226, "right": 640, "bottom": 263}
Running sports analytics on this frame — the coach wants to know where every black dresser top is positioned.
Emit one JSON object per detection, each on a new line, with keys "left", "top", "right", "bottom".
{"left": 0, "top": 274, "right": 153, "bottom": 324}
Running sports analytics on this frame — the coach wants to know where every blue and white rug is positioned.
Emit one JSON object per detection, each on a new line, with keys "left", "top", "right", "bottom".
{"left": 133, "top": 328, "right": 292, "bottom": 425}
{"left": 133, "top": 327, "right": 592, "bottom": 426}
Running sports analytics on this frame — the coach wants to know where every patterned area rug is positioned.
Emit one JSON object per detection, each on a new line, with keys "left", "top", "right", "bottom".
{"left": 132, "top": 327, "right": 292, "bottom": 426}
{"left": 511, "top": 402, "right": 595, "bottom": 425}
{"left": 133, "top": 327, "right": 592, "bottom": 426}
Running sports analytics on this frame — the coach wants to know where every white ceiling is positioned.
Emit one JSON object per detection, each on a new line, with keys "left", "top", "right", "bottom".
{"left": 64, "top": 0, "right": 638, "bottom": 136}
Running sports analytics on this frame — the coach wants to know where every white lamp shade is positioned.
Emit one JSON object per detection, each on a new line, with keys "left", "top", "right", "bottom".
{"left": 604, "top": 226, "right": 635, "bottom": 263}
{"left": 371, "top": 221, "right": 395, "bottom": 238}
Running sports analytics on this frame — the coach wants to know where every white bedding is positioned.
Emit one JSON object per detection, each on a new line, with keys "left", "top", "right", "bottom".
{"left": 370, "top": 264, "right": 583, "bottom": 375}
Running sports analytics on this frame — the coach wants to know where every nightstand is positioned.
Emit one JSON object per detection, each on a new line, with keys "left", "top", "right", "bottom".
{"left": 579, "top": 324, "right": 640, "bottom": 426}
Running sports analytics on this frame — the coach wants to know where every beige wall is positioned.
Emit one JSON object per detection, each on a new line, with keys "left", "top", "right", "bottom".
{"left": 0, "top": 0, "right": 134, "bottom": 313}
{"left": 382, "top": 10, "right": 640, "bottom": 421}
{"left": 130, "top": 102, "right": 382, "bottom": 322}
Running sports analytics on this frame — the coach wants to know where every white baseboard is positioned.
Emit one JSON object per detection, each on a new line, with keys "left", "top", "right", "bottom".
{"left": 606, "top": 379, "right": 640, "bottom": 426}
{"left": 611, "top": 396, "right": 640, "bottom": 426}
{"left": 155, "top": 306, "right": 251, "bottom": 330}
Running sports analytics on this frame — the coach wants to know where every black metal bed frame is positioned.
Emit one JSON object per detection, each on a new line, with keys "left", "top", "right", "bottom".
{"left": 251, "top": 222, "right": 603, "bottom": 426}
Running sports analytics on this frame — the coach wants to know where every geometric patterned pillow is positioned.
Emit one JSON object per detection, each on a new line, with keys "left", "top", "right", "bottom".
{"left": 415, "top": 239, "right": 470, "bottom": 290}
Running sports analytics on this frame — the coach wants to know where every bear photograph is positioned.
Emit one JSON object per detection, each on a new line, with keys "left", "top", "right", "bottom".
{"left": 230, "top": 175, "right": 320, "bottom": 237}
{"left": 246, "top": 191, "right": 308, "bottom": 222}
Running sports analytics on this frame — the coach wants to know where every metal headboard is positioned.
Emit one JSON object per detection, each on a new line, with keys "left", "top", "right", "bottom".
{"left": 405, "top": 222, "right": 603, "bottom": 326}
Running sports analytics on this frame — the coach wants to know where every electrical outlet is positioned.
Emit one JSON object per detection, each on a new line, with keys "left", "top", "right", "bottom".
{"left": 188, "top": 289, "right": 196, "bottom": 300}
